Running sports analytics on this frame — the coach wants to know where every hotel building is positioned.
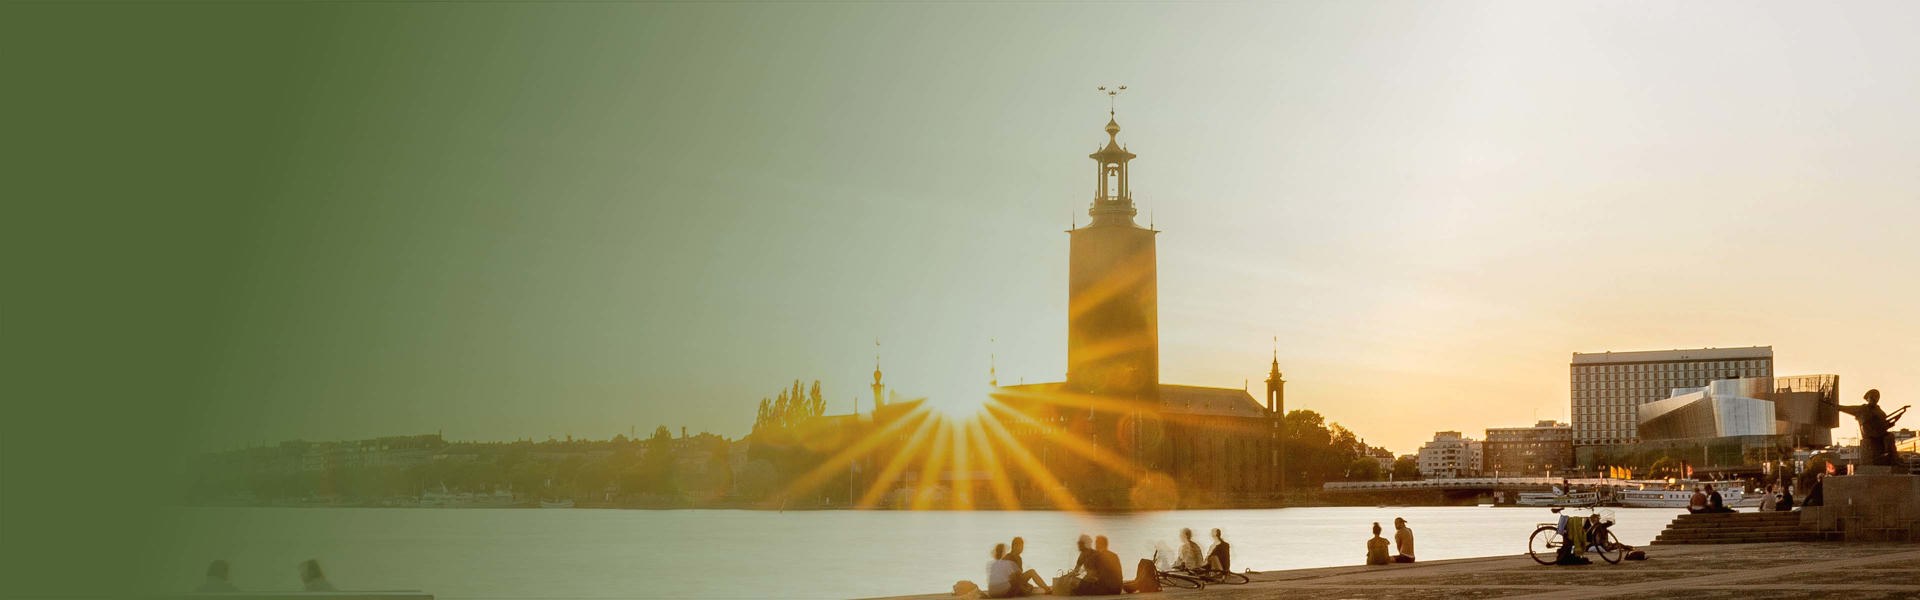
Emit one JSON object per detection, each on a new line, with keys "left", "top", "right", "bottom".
{"left": 1570, "top": 347, "right": 1774, "bottom": 446}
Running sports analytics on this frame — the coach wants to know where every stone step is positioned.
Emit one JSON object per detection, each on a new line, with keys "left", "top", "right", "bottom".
{"left": 1656, "top": 528, "right": 1810, "bottom": 540}
{"left": 1654, "top": 530, "right": 1818, "bottom": 542}
{"left": 1664, "top": 522, "right": 1801, "bottom": 530}
{"left": 1660, "top": 525, "right": 1808, "bottom": 536}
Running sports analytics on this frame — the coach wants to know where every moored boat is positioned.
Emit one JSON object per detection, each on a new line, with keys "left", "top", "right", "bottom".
{"left": 1517, "top": 491, "right": 1599, "bottom": 507}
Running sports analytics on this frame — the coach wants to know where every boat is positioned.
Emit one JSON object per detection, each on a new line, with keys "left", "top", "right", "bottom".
{"left": 1617, "top": 482, "right": 1745, "bottom": 508}
{"left": 539, "top": 499, "right": 575, "bottom": 509}
{"left": 1517, "top": 491, "right": 1599, "bottom": 507}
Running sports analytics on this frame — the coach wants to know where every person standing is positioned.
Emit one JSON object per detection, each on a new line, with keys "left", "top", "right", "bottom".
{"left": 1392, "top": 517, "right": 1416, "bottom": 563}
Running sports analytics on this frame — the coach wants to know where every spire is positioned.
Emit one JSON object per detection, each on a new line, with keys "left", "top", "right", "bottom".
{"left": 988, "top": 338, "right": 999, "bottom": 387}
{"left": 1086, "top": 85, "right": 1139, "bottom": 228}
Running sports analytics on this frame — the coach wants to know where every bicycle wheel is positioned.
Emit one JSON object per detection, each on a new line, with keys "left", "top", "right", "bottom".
{"left": 1157, "top": 573, "right": 1204, "bottom": 590}
{"left": 1594, "top": 530, "right": 1625, "bottom": 564}
{"left": 1217, "top": 571, "right": 1250, "bottom": 585}
{"left": 1528, "top": 526, "right": 1562, "bottom": 565}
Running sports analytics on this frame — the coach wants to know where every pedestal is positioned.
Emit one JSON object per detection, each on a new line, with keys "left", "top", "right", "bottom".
{"left": 1800, "top": 474, "right": 1920, "bottom": 542}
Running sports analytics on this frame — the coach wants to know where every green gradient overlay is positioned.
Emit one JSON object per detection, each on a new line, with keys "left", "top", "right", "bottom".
{"left": 9, "top": 2, "right": 1920, "bottom": 595}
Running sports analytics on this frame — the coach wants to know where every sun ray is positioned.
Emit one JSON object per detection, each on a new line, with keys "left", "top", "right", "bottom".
{"left": 965, "top": 419, "right": 1023, "bottom": 511}
{"left": 992, "top": 385, "right": 1267, "bottom": 435}
{"left": 909, "top": 423, "right": 953, "bottom": 510}
{"left": 949, "top": 420, "right": 975, "bottom": 511}
{"left": 856, "top": 414, "right": 944, "bottom": 509}
{"left": 765, "top": 405, "right": 931, "bottom": 508}
{"left": 983, "top": 400, "right": 1143, "bottom": 477}
{"left": 978, "top": 411, "right": 1085, "bottom": 512}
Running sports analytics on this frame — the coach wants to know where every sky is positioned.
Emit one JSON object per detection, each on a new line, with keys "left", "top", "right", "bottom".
{"left": 22, "top": 2, "right": 1916, "bottom": 456}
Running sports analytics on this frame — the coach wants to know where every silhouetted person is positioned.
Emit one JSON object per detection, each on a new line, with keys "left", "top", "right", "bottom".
{"left": 1687, "top": 485, "right": 1709, "bottom": 513}
{"left": 1205, "top": 528, "right": 1231, "bottom": 573}
{"left": 1074, "top": 535, "right": 1123, "bottom": 595}
{"left": 1804, "top": 473, "right": 1827, "bottom": 507}
{"left": 1392, "top": 517, "right": 1416, "bottom": 563}
{"left": 194, "top": 560, "right": 237, "bottom": 593}
{"left": 1004, "top": 536, "right": 1049, "bottom": 595}
{"left": 1777, "top": 484, "right": 1795, "bottom": 511}
{"left": 1366, "top": 522, "right": 1390, "bottom": 565}
{"left": 299, "top": 559, "right": 335, "bottom": 592}
{"left": 1067, "top": 534, "right": 1097, "bottom": 595}
{"left": 1706, "top": 486, "right": 1734, "bottom": 513}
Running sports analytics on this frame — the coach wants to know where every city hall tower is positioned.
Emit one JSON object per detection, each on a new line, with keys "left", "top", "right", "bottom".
{"left": 1066, "top": 112, "right": 1158, "bottom": 399}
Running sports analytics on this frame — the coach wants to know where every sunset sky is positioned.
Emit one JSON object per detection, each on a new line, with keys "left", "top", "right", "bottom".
{"left": 31, "top": 2, "right": 1916, "bottom": 455}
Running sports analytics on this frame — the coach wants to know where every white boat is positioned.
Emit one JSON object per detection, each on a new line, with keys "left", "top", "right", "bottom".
{"left": 1517, "top": 491, "right": 1599, "bottom": 507}
{"left": 1617, "top": 483, "right": 1745, "bottom": 509}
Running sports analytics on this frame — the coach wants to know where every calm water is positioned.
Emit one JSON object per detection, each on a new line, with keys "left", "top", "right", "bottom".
{"left": 159, "top": 506, "right": 1685, "bottom": 599}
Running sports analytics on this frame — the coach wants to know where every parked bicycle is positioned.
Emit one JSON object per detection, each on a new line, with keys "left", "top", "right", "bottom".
{"left": 1147, "top": 548, "right": 1207, "bottom": 590}
{"left": 1528, "top": 506, "right": 1625, "bottom": 565}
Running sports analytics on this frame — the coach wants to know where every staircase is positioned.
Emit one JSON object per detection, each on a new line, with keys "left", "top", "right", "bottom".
{"left": 1650, "top": 511, "right": 1818, "bottom": 545}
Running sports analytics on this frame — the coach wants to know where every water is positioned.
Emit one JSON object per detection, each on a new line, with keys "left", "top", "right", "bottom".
{"left": 158, "top": 506, "right": 1684, "bottom": 599}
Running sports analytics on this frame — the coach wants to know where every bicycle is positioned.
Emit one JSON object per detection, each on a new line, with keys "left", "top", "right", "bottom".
{"left": 1147, "top": 549, "right": 1208, "bottom": 590}
{"left": 1528, "top": 506, "right": 1625, "bottom": 565}
{"left": 1176, "top": 566, "right": 1249, "bottom": 585}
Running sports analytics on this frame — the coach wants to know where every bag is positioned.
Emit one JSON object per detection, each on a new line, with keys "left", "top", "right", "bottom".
{"left": 1132, "top": 559, "right": 1160, "bottom": 593}
{"left": 1626, "top": 550, "right": 1648, "bottom": 561}
{"left": 1052, "top": 574, "right": 1080, "bottom": 596}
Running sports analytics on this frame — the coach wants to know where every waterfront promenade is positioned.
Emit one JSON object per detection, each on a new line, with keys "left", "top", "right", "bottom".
{"left": 883, "top": 542, "right": 1920, "bottom": 599}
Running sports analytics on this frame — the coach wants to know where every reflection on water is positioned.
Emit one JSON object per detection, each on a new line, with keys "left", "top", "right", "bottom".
{"left": 160, "top": 506, "right": 1685, "bottom": 599}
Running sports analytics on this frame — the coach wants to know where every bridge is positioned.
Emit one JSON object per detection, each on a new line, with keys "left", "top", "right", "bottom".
{"left": 1323, "top": 477, "right": 1617, "bottom": 494}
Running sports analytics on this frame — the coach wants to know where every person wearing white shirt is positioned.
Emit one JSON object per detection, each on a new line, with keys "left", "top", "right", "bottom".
{"left": 986, "top": 543, "right": 1016, "bottom": 598}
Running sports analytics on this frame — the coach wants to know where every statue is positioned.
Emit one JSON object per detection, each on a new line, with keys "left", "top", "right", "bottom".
{"left": 1827, "top": 389, "right": 1908, "bottom": 467}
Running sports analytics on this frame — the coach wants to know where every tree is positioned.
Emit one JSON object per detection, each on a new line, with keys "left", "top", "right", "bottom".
{"left": 1346, "top": 457, "right": 1384, "bottom": 481}
{"left": 1391, "top": 456, "right": 1421, "bottom": 481}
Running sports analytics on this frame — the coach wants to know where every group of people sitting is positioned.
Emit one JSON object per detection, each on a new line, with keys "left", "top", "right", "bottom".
{"left": 965, "top": 528, "right": 1233, "bottom": 597}
{"left": 1686, "top": 485, "right": 1736, "bottom": 514}
{"left": 194, "top": 558, "right": 336, "bottom": 593}
{"left": 1363, "top": 517, "right": 1416, "bottom": 565}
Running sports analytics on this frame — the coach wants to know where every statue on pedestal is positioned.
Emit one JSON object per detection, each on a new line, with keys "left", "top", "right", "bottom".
{"left": 1827, "top": 389, "right": 1907, "bottom": 467}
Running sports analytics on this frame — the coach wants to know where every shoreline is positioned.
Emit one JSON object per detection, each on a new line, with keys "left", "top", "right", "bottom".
{"left": 867, "top": 542, "right": 1920, "bottom": 599}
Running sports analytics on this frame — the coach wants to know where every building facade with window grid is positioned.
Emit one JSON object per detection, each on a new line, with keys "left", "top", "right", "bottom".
{"left": 1570, "top": 347, "right": 1773, "bottom": 446}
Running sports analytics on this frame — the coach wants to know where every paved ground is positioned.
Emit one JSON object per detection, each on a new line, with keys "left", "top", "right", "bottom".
{"left": 883, "top": 543, "right": 1920, "bottom": 600}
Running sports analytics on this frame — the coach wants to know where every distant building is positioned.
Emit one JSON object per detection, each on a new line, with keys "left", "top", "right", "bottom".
{"left": 1570, "top": 347, "right": 1774, "bottom": 446}
{"left": 997, "top": 111, "right": 1282, "bottom": 506}
{"left": 1416, "top": 431, "right": 1482, "bottom": 479}
{"left": 1635, "top": 376, "right": 1839, "bottom": 446}
{"left": 1484, "top": 420, "right": 1572, "bottom": 477}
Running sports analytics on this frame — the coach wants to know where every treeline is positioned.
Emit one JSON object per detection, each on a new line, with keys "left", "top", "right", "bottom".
{"left": 188, "top": 426, "right": 739, "bottom": 507}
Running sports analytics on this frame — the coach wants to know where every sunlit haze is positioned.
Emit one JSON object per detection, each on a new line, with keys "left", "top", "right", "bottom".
{"left": 95, "top": 3, "right": 1920, "bottom": 455}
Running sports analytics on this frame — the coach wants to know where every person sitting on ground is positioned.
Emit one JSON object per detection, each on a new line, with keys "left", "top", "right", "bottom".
{"left": 1687, "top": 485, "right": 1709, "bottom": 513}
{"left": 986, "top": 543, "right": 1016, "bottom": 598}
{"left": 298, "top": 559, "right": 336, "bottom": 592}
{"left": 1706, "top": 485, "right": 1734, "bottom": 513}
{"left": 1174, "top": 528, "right": 1205, "bottom": 572}
{"left": 1365, "top": 522, "right": 1391, "bottom": 566}
{"left": 1074, "top": 535, "right": 1124, "bottom": 596}
{"left": 1776, "top": 485, "right": 1795, "bottom": 511}
{"left": 194, "top": 560, "right": 238, "bottom": 593}
{"left": 1205, "top": 528, "right": 1232, "bottom": 574}
{"left": 1804, "top": 474, "right": 1826, "bottom": 507}
{"left": 1003, "top": 536, "right": 1050, "bottom": 595}
{"left": 1392, "top": 517, "right": 1416, "bottom": 563}
{"left": 1065, "top": 535, "right": 1097, "bottom": 595}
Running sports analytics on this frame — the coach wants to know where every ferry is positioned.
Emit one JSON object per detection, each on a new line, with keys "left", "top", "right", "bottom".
{"left": 1617, "top": 482, "right": 1745, "bottom": 508}
{"left": 1516, "top": 491, "right": 1599, "bottom": 507}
